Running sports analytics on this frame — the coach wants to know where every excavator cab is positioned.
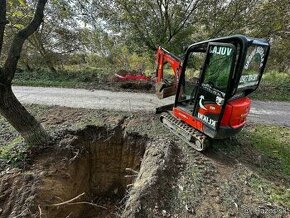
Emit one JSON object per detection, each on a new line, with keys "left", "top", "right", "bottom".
{"left": 156, "top": 35, "right": 270, "bottom": 151}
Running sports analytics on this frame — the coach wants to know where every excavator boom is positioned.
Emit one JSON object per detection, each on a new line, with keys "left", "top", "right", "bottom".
{"left": 155, "top": 47, "right": 182, "bottom": 99}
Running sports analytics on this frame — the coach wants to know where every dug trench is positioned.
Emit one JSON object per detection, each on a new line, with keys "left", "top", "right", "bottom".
{"left": 0, "top": 123, "right": 180, "bottom": 218}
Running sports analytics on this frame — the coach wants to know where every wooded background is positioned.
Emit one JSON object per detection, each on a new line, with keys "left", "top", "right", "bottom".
{"left": 1, "top": 0, "right": 289, "bottom": 73}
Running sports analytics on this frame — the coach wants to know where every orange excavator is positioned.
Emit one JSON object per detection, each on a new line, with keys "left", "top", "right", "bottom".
{"left": 155, "top": 35, "right": 270, "bottom": 151}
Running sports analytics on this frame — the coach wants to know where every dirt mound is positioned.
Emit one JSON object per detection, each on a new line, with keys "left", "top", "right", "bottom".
{"left": 0, "top": 124, "right": 180, "bottom": 218}
{"left": 123, "top": 138, "right": 180, "bottom": 217}
{"left": 110, "top": 69, "right": 154, "bottom": 91}
{"left": 41, "top": 106, "right": 84, "bottom": 126}
{"left": 119, "top": 81, "right": 153, "bottom": 91}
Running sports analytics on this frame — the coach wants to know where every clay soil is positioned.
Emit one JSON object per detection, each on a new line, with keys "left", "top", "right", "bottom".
{"left": 0, "top": 106, "right": 289, "bottom": 218}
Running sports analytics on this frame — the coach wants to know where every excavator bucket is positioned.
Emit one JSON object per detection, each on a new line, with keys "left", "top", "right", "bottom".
{"left": 155, "top": 82, "right": 177, "bottom": 99}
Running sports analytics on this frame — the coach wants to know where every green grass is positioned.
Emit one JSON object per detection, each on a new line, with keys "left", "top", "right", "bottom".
{"left": 13, "top": 67, "right": 112, "bottom": 89}
{"left": 249, "top": 175, "right": 290, "bottom": 206}
{"left": 213, "top": 124, "right": 290, "bottom": 178}
{"left": 0, "top": 136, "right": 29, "bottom": 167}
{"left": 212, "top": 124, "right": 290, "bottom": 206}
{"left": 246, "top": 125, "right": 290, "bottom": 176}
{"left": 0, "top": 136, "right": 23, "bottom": 158}
{"left": 251, "top": 71, "right": 290, "bottom": 101}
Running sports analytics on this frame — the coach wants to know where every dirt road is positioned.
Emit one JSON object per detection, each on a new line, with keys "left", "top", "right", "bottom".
{"left": 13, "top": 86, "right": 290, "bottom": 126}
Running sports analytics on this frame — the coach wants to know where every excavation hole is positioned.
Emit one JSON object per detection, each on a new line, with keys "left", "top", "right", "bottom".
{"left": 0, "top": 125, "right": 179, "bottom": 218}
{"left": 38, "top": 126, "right": 147, "bottom": 218}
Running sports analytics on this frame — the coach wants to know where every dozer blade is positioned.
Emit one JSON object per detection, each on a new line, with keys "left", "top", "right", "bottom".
{"left": 160, "top": 112, "right": 209, "bottom": 151}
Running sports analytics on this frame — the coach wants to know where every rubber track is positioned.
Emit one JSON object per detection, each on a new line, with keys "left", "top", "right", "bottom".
{"left": 160, "top": 112, "right": 208, "bottom": 151}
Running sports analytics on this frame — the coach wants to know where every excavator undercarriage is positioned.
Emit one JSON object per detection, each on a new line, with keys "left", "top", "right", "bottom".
{"left": 160, "top": 112, "right": 209, "bottom": 151}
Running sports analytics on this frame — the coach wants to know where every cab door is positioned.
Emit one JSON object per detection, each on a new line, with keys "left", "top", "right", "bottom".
{"left": 193, "top": 42, "right": 236, "bottom": 137}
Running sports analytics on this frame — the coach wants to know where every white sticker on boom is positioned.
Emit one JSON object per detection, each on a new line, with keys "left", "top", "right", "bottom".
{"left": 210, "top": 46, "right": 232, "bottom": 56}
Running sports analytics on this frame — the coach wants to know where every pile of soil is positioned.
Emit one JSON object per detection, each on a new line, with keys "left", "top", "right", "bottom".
{"left": 118, "top": 81, "right": 153, "bottom": 91}
{"left": 111, "top": 69, "right": 154, "bottom": 92}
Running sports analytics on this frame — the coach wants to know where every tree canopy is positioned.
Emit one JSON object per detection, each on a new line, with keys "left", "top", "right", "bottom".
{"left": 1, "top": 0, "right": 289, "bottom": 71}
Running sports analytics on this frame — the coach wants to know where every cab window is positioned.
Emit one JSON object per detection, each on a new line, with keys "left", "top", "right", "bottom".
{"left": 238, "top": 45, "right": 267, "bottom": 89}
{"left": 203, "top": 44, "right": 234, "bottom": 93}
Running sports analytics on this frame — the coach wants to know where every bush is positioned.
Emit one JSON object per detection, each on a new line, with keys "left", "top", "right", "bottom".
{"left": 251, "top": 70, "right": 290, "bottom": 101}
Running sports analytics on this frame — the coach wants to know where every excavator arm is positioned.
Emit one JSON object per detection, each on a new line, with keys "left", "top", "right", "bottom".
{"left": 155, "top": 47, "right": 182, "bottom": 99}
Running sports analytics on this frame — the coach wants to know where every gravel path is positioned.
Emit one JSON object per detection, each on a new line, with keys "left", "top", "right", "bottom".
{"left": 13, "top": 86, "right": 290, "bottom": 127}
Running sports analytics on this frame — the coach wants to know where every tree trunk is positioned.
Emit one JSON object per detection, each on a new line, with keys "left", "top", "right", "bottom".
{"left": 0, "top": 0, "right": 49, "bottom": 146}
{"left": 0, "top": 83, "right": 50, "bottom": 146}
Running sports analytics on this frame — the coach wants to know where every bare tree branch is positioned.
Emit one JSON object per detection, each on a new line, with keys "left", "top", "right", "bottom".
{"left": 170, "top": 0, "right": 200, "bottom": 41}
{"left": 3, "top": 0, "right": 47, "bottom": 83}
{"left": 117, "top": 0, "right": 157, "bottom": 50}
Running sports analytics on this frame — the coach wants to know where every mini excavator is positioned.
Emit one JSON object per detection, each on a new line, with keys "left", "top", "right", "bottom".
{"left": 155, "top": 35, "right": 270, "bottom": 151}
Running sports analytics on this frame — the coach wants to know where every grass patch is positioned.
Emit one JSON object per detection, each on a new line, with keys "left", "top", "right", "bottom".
{"left": 246, "top": 125, "right": 290, "bottom": 176}
{"left": 0, "top": 136, "right": 23, "bottom": 158}
{"left": 13, "top": 67, "right": 112, "bottom": 89}
{"left": 251, "top": 71, "right": 290, "bottom": 101}
{"left": 212, "top": 124, "right": 290, "bottom": 206}
{"left": 0, "top": 136, "right": 29, "bottom": 167}
{"left": 213, "top": 124, "right": 290, "bottom": 178}
{"left": 249, "top": 175, "right": 290, "bottom": 206}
